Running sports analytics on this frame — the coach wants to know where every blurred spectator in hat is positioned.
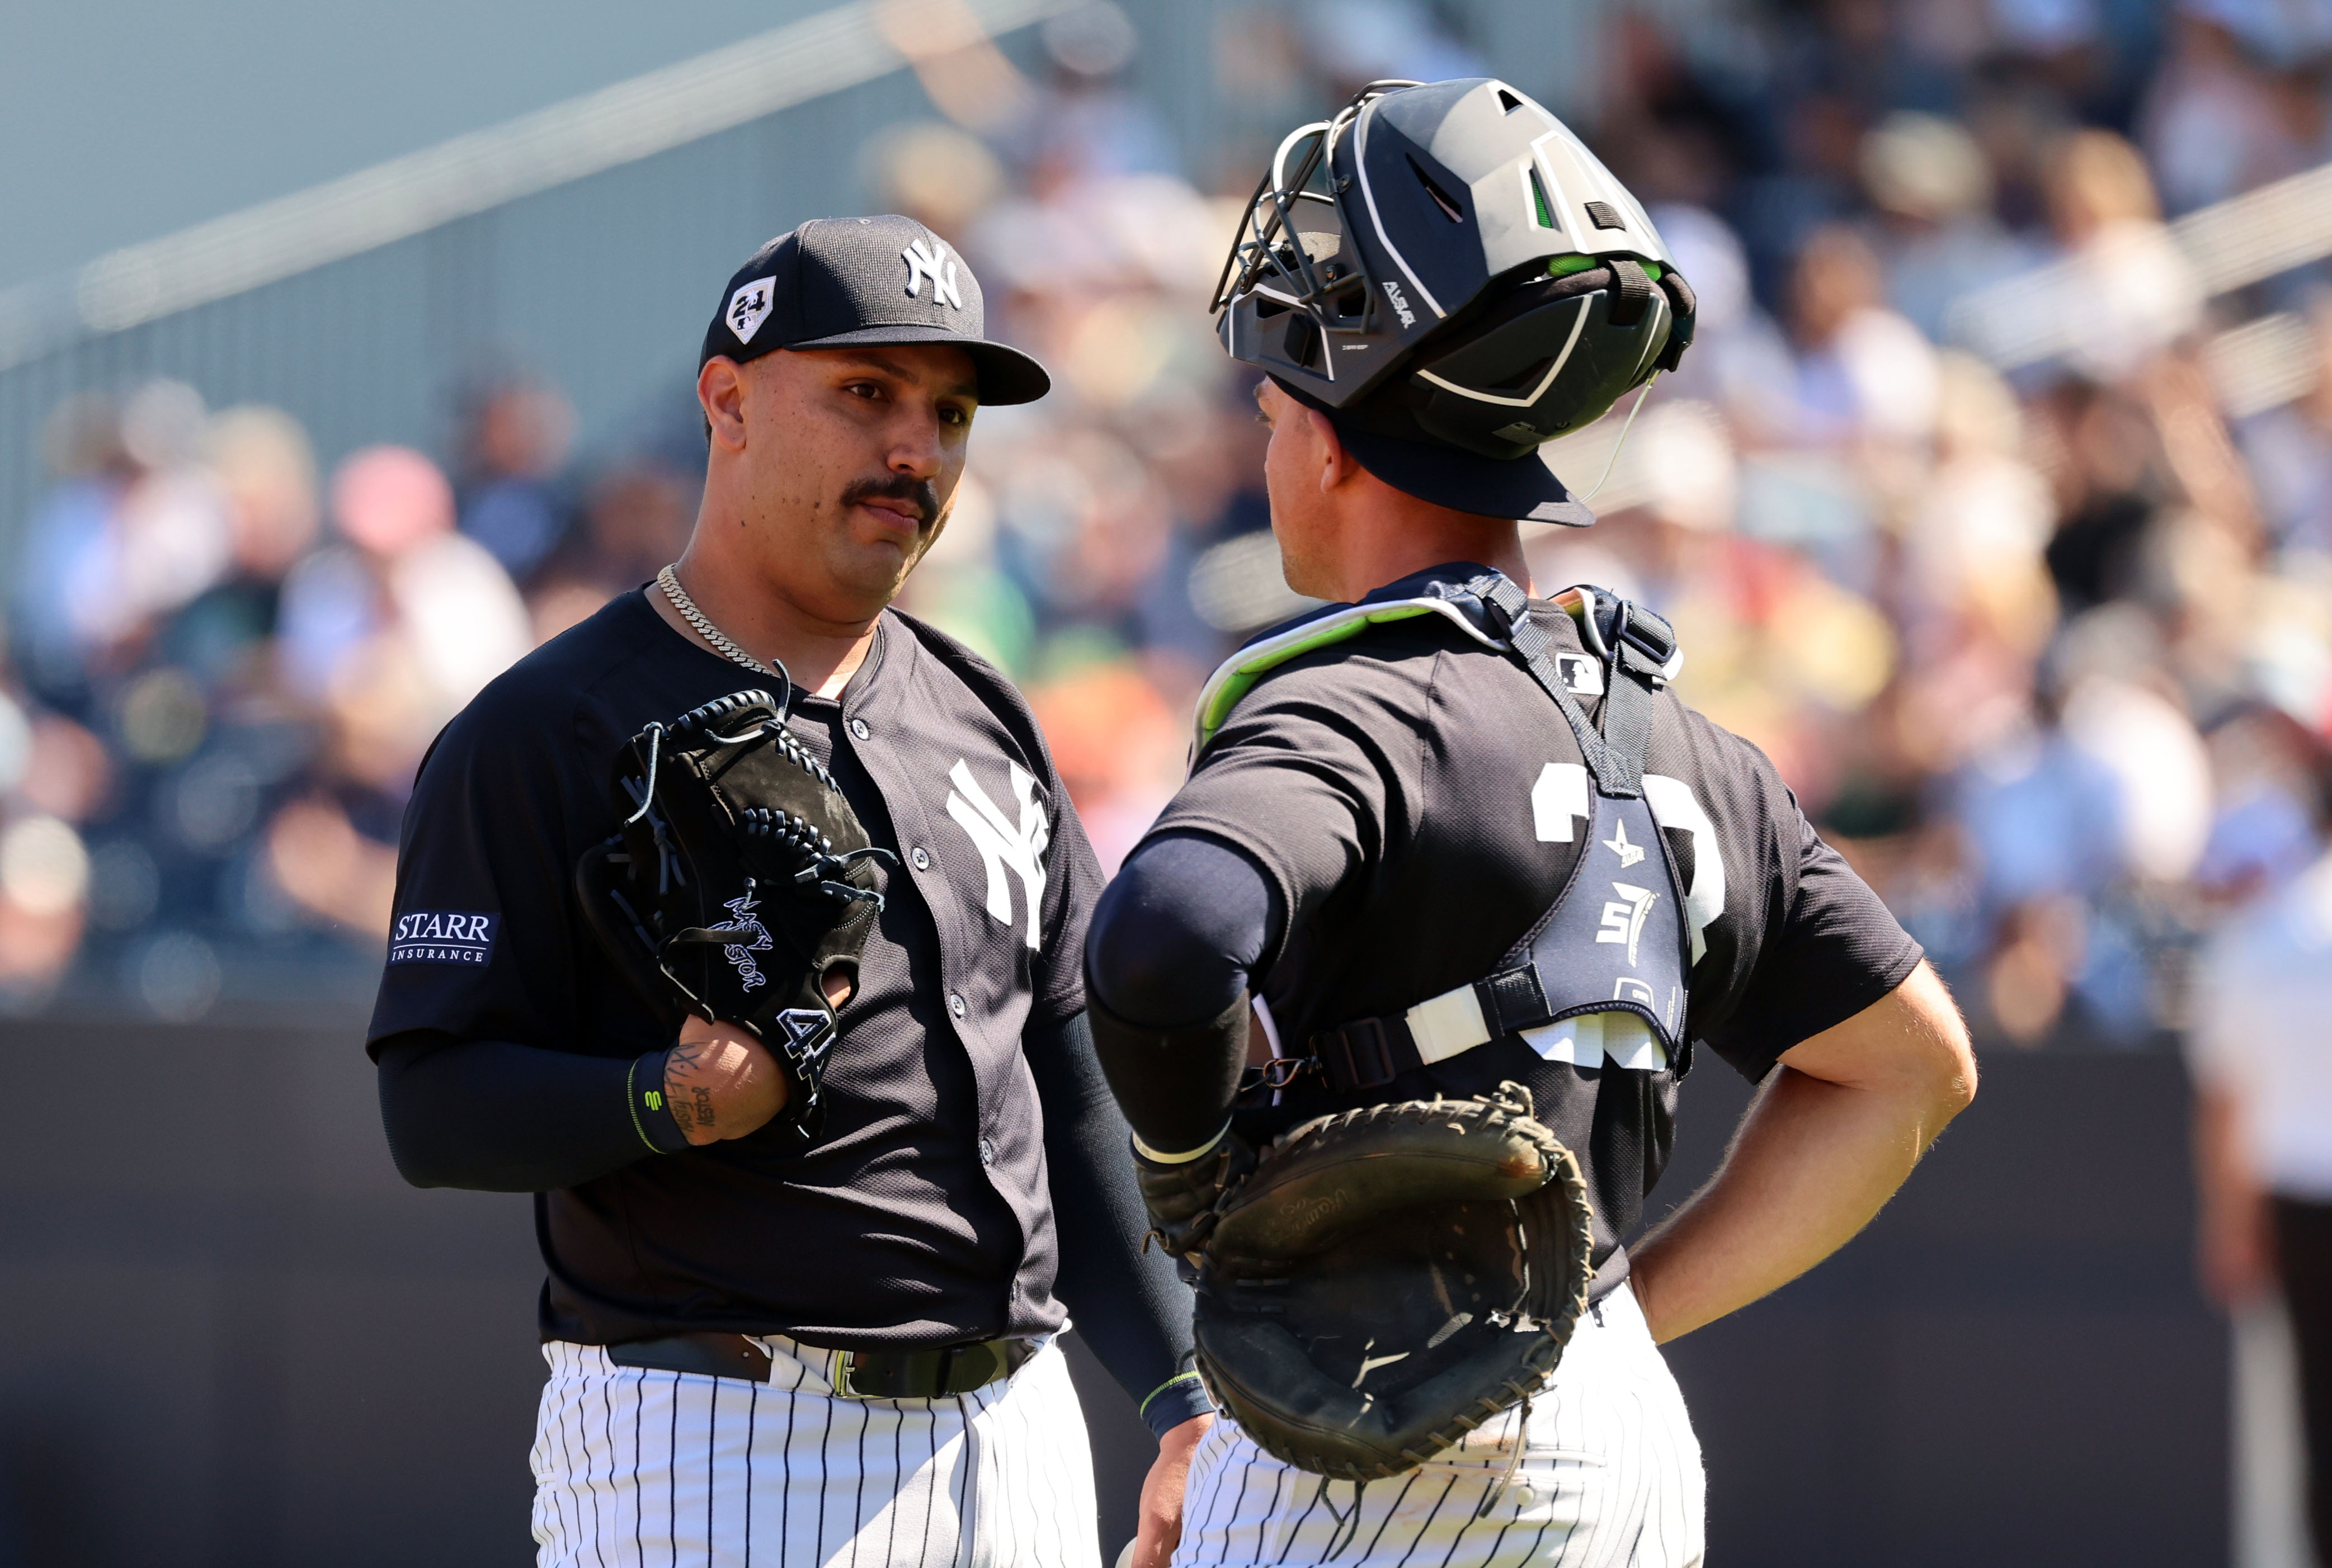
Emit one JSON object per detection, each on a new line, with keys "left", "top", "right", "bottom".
{"left": 1944, "top": 596, "right": 2212, "bottom": 1045}
{"left": 2234, "top": 294, "right": 2332, "bottom": 559}
{"left": 2053, "top": 603, "right": 2215, "bottom": 892}
{"left": 1024, "top": 1, "right": 1175, "bottom": 183}
{"left": 1860, "top": 111, "right": 2038, "bottom": 339}
{"left": 2188, "top": 747, "right": 2332, "bottom": 1562}
{"left": 2198, "top": 704, "right": 2331, "bottom": 905}
{"left": 110, "top": 382, "right": 235, "bottom": 641}
{"left": 1647, "top": 204, "right": 1800, "bottom": 442}
{"left": 13, "top": 393, "right": 132, "bottom": 703}
{"left": 1786, "top": 222, "right": 1942, "bottom": 448}
{"left": 266, "top": 445, "right": 526, "bottom": 940}
{"left": 157, "top": 405, "right": 319, "bottom": 696}
{"left": 456, "top": 380, "right": 576, "bottom": 585}
{"left": 13, "top": 381, "right": 232, "bottom": 702}
{"left": 526, "top": 459, "right": 696, "bottom": 645}
{"left": 1902, "top": 352, "right": 2061, "bottom": 654}
{"left": 279, "top": 444, "right": 528, "bottom": 714}
{"left": 2045, "top": 128, "right": 2204, "bottom": 380}
{"left": 2030, "top": 374, "right": 2170, "bottom": 612}
{"left": 864, "top": 120, "right": 1008, "bottom": 240}
{"left": 2144, "top": 2, "right": 2307, "bottom": 212}
{"left": 1948, "top": 695, "right": 2131, "bottom": 1042}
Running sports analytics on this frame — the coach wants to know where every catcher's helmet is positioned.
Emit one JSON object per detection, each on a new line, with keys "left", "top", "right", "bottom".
{"left": 1215, "top": 79, "right": 1695, "bottom": 525}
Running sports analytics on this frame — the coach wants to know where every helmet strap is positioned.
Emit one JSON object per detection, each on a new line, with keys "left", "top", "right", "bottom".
{"left": 1577, "top": 373, "right": 1660, "bottom": 503}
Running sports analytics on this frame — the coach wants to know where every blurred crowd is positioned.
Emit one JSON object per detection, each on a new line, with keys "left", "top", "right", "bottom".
{"left": 0, "top": 375, "right": 693, "bottom": 1017}
{"left": 10, "top": 0, "right": 2332, "bottom": 1044}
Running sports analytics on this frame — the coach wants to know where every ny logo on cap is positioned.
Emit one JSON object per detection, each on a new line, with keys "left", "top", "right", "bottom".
{"left": 902, "top": 238, "right": 965, "bottom": 310}
{"left": 727, "top": 276, "right": 776, "bottom": 344}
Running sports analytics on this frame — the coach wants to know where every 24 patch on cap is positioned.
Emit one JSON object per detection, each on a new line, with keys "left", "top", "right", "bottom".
{"left": 727, "top": 276, "right": 776, "bottom": 344}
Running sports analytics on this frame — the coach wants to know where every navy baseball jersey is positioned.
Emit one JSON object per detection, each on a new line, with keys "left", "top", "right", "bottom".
{"left": 1147, "top": 564, "right": 1924, "bottom": 1272}
{"left": 368, "top": 588, "right": 1103, "bottom": 1348}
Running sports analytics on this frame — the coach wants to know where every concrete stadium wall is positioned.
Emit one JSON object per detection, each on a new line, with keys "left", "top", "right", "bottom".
{"left": 0, "top": 1022, "right": 2222, "bottom": 1567}
{"left": 1663, "top": 1052, "right": 2226, "bottom": 1567}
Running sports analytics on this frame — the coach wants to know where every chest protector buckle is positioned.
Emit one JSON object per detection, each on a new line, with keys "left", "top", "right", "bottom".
{"left": 1302, "top": 574, "right": 1694, "bottom": 1092}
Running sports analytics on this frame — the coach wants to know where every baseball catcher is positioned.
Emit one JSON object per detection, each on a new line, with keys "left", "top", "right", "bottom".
{"left": 1087, "top": 77, "right": 1976, "bottom": 1566}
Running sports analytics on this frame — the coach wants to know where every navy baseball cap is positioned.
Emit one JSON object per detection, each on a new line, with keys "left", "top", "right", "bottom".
{"left": 700, "top": 216, "right": 1050, "bottom": 405}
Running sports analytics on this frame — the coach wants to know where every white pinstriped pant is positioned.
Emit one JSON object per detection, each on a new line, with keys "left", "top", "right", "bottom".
{"left": 530, "top": 1333, "right": 1100, "bottom": 1568}
{"left": 1172, "top": 1285, "right": 1704, "bottom": 1568}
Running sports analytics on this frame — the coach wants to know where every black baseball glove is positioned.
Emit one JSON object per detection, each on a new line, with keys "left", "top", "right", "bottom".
{"left": 1134, "top": 1134, "right": 1256, "bottom": 1264}
{"left": 1191, "top": 1083, "right": 1595, "bottom": 1481}
{"left": 576, "top": 687, "right": 896, "bottom": 1147}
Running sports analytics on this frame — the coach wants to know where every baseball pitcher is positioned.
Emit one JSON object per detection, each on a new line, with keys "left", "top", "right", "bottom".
{"left": 370, "top": 216, "right": 1213, "bottom": 1567}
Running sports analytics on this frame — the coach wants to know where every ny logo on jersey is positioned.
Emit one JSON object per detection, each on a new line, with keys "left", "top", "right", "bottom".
{"left": 945, "top": 759, "right": 1049, "bottom": 949}
{"left": 726, "top": 275, "right": 776, "bottom": 344}
{"left": 902, "top": 238, "right": 965, "bottom": 309}
{"left": 1597, "top": 882, "right": 1659, "bottom": 965}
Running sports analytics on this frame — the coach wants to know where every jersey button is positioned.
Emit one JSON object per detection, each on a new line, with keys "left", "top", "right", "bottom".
{"left": 911, "top": 847, "right": 931, "bottom": 872}
{"left": 849, "top": 717, "right": 871, "bottom": 741}
{"left": 948, "top": 991, "right": 967, "bottom": 1018}
{"left": 979, "top": 1137, "right": 997, "bottom": 1166}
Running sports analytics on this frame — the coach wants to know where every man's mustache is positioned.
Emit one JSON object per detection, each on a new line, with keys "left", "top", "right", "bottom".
{"left": 840, "top": 474, "right": 940, "bottom": 527}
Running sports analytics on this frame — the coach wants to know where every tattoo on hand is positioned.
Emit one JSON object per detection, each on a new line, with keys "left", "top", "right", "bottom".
{"left": 666, "top": 1041, "right": 709, "bottom": 1134}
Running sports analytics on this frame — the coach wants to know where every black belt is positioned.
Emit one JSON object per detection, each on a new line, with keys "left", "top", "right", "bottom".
{"left": 605, "top": 1332, "right": 1040, "bottom": 1399}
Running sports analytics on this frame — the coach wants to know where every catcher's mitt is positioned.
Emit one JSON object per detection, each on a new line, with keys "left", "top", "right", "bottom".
{"left": 1193, "top": 1083, "right": 1594, "bottom": 1481}
{"left": 576, "top": 687, "right": 896, "bottom": 1146}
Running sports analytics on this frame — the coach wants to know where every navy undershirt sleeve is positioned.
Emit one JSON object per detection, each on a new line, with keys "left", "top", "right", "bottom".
{"left": 1086, "top": 832, "right": 1280, "bottom": 1027}
{"left": 376, "top": 1029, "right": 689, "bottom": 1193}
{"left": 1084, "top": 832, "right": 1283, "bottom": 1153}
{"left": 1023, "top": 1010, "right": 1214, "bottom": 1438}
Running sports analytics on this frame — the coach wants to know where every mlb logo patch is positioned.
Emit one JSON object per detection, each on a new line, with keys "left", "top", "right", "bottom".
{"left": 1556, "top": 653, "right": 1603, "bottom": 696}
{"left": 389, "top": 910, "right": 499, "bottom": 966}
{"left": 727, "top": 276, "right": 776, "bottom": 344}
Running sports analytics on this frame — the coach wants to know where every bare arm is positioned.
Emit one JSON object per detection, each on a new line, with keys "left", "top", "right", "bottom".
{"left": 2192, "top": 1081, "right": 2276, "bottom": 1309}
{"left": 1627, "top": 961, "right": 1977, "bottom": 1343}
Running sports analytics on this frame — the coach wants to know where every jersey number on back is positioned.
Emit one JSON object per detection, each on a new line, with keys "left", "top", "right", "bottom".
{"left": 1532, "top": 762, "right": 1726, "bottom": 963}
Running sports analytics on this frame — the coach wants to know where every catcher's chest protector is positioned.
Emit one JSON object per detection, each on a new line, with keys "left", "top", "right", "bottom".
{"left": 1196, "top": 573, "right": 1694, "bottom": 1094}
{"left": 1183, "top": 573, "right": 1687, "bottom": 1484}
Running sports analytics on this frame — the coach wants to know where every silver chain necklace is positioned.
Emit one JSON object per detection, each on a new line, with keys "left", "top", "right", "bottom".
{"left": 656, "top": 563, "right": 774, "bottom": 676}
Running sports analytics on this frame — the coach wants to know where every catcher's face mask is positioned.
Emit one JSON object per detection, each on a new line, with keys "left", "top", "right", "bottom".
{"left": 1214, "top": 79, "right": 1697, "bottom": 523}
